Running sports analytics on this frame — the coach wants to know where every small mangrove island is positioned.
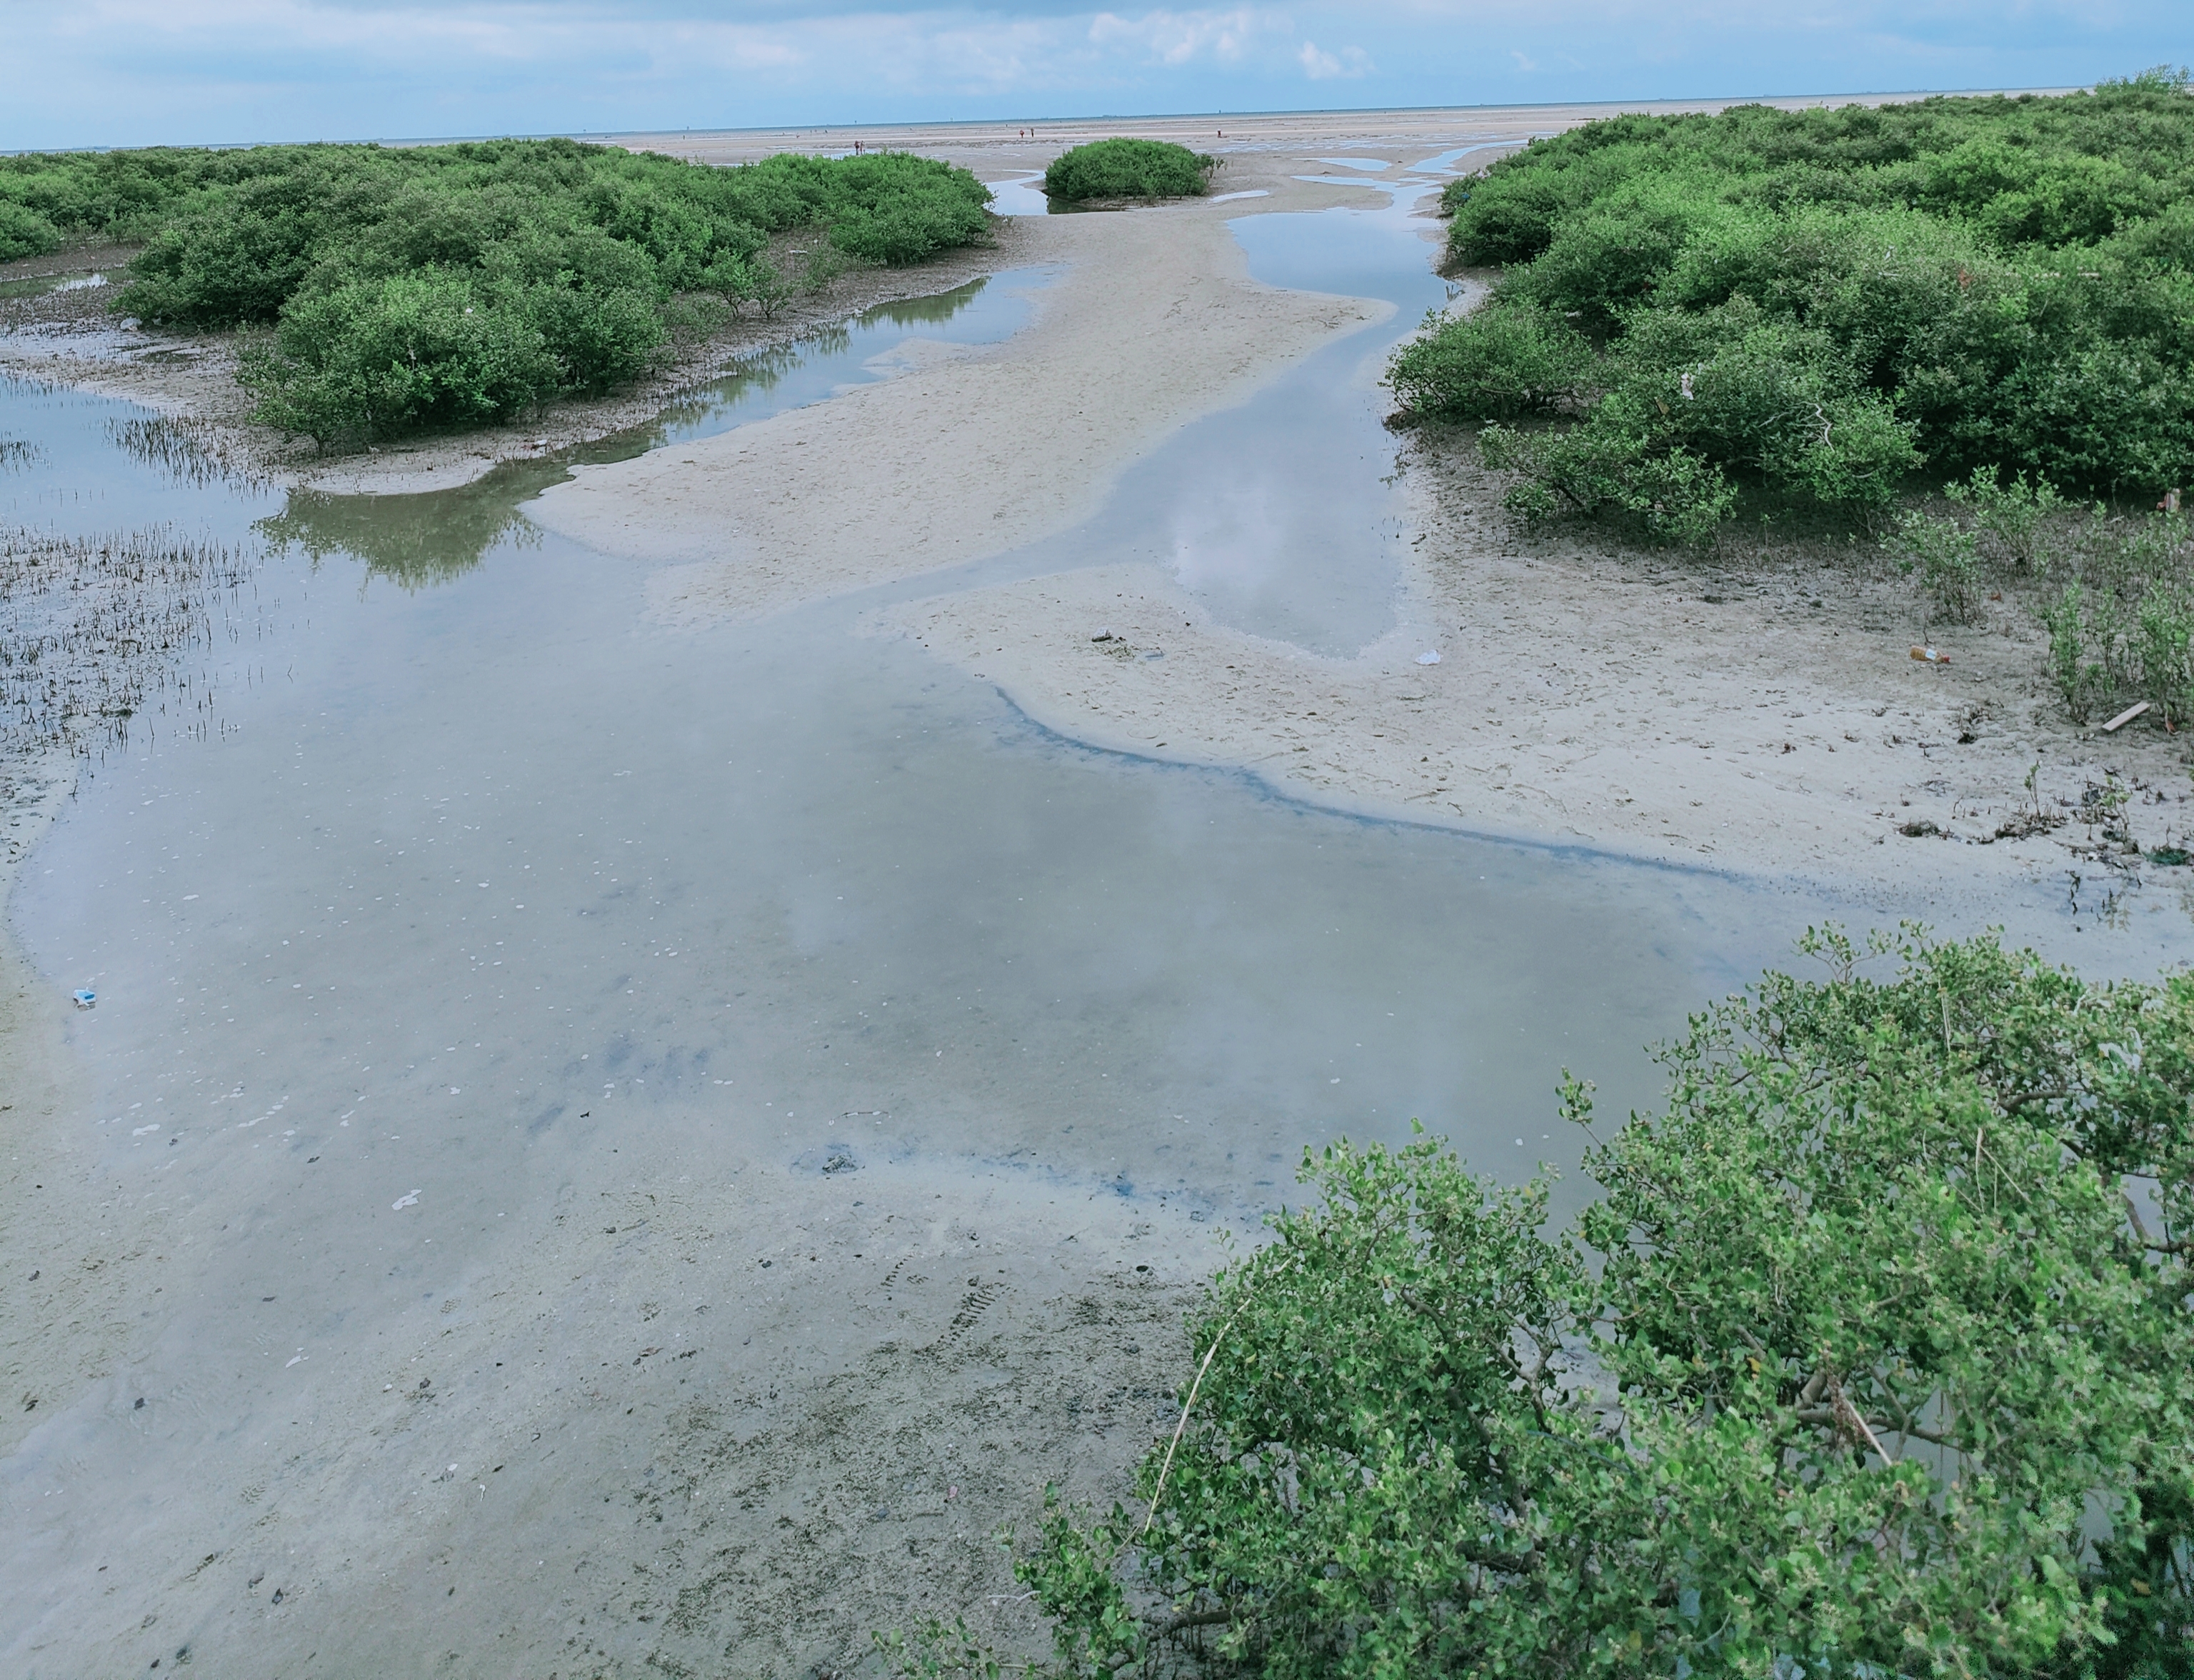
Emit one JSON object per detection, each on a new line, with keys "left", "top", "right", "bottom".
{"left": 0, "top": 140, "right": 995, "bottom": 448}
{"left": 1042, "top": 137, "right": 1218, "bottom": 204}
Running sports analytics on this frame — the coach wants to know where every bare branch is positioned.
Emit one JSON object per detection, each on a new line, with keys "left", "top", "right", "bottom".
{"left": 1795, "top": 1406, "right": 1953, "bottom": 1449}
{"left": 1142, "top": 1289, "right": 1256, "bottom": 1536}
{"left": 1155, "top": 1608, "right": 1235, "bottom": 1636}
{"left": 2124, "top": 1186, "right": 2154, "bottom": 1247}
{"left": 1789, "top": 1360, "right": 1920, "bottom": 1459}
{"left": 1823, "top": 1372, "right": 1894, "bottom": 1462}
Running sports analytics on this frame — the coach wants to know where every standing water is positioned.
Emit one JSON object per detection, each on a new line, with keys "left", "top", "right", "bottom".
{"left": 6, "top": 195, "right": 1786, "bottom": 1216}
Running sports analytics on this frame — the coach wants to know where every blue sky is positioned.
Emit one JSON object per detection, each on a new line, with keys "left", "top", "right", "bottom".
{"left": 5, "top": 1, "right": 2190, "bottom": 151}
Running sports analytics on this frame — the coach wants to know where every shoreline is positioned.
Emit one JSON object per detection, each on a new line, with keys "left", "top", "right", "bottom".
{"left": 601, "top": 90, "right": 2060, "bottom": 166}
{"left": 878, "top": 432, "right": 2194, "bottom": 920}
{"left": 0, "top": 221, "right": 1042, "bottom": 500}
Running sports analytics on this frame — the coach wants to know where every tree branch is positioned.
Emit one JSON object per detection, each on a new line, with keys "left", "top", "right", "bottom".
{"left": 2124, "top": 1186, "right": 2154, "bottom": 1246}
{"left": 1826, "top": 1372, "right": 1895, "bottom": 1462}
{"left": 1155, "top": 1607, "right": 1236, "bottom": 1636}
{"left": 1794, "top": 1406, "right": 1953, "bottom": 1449}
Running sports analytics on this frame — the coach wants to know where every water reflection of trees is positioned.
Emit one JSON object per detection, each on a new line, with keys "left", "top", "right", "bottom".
{"left": 255, "top": 461, "right": 563, "bottom": 591}
{"left": 638, "top": 338, "right": 820, "bottom": 446}
{"left": 861, "top": 275, "right": 989, "bottom": 328}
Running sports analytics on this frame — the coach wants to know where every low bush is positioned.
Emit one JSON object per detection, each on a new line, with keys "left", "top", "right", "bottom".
{"left": 1481, "top": 414, "right": 1738, "bottom": 544}
{"left": 1849, "top": 463, "right": 2194, "bottom": 728}
{"left": 1888, "top": 506, "right": 1986, "bottom": 624}
{"left": 888, "top": 929, "right": 2194, "bottom": 1679}
{"left": 0, "top": 199, "right": 64, "bottom": 261}
{"left": 2034, "top": 506, "right": 2194, "bottom": 729}
{"left": 813, "top": 152, "right": 992, "bottom": 261}
{"left": 1042, "top": 139, "right": 1214, "bottom": 202}
{"left": 1947, "top": 464, "right": 2068, "bottom": 569}
{"left": 1398, "top": 73, "right": 2194, "bottom": 539}
{"left": 1473, "top": 300, "right": 1921, "bottom": 537}
{"left": 1383, "top": 300, "right": 1596, "bottom": 421}
{"left": 239, "top": 269, "right": 563, "bottom": 447}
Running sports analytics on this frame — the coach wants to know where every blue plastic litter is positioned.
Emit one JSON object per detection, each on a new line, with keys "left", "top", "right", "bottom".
{"left": 72, "top": 989, "right": 96, "bottom": 1009}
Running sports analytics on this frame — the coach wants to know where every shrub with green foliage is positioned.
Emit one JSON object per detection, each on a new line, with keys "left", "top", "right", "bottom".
{"left": 1852, "top": 464, "right": 2194, "bottom": 729}
{"left": 1888, "top": 504, "right": 1987, "bottom": 624}
{"left": 1386, "top": 300, "right": 1595, "bottom": 421}
{"left": 1393, "top": 71, "right": 2194, "bottom": 539}
{"left": 886, "top": 929, "right": 2194, "bottom": 1679}
{"left": 237, "top": 269, "right": 563, "bottom": 446}
{"left": 0, "top": 138, "right": 993, "bottom": 445}
{"left": 0, "top": 199, "right": 64, "bottom": 261}
{"left": 1042, "top": 139, "right": 1215, "bottom": 202}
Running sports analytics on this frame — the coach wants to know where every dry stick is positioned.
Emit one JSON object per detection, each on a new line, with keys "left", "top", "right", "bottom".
{"left": 2123, "top": 1184, "right": 2154, "bottom": 1246}
{"left": 1825, "top": 1371, "right": 1894, "bottom": 1465}
{"left": 1973, "top": 1136, "right": 2033, "bottom": 1203}
{"left": 1142, "top": 1294, "right": 1255, "bottom": 1537}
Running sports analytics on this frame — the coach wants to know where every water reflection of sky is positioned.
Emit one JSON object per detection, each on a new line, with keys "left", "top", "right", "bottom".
{"left": 996, "top": 184, "right": 1453, "bottom": 655}
{"left": 984, "top": 171, "right": 1053, "bottom": 216}
{"left": 6, "top": 198, "right": 1815, "bottom": 1249}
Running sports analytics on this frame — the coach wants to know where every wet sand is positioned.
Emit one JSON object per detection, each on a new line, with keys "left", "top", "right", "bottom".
{"left": 531, "top": 203, "right": 1383, "bottom": 619}
{"left": 883, "top": 441, "right": 2194, "bottom": 920}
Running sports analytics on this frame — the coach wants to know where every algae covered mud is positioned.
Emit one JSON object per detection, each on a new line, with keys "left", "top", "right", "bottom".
{"left": 2, "top": 114, "right": 2185, "bottom": 1679}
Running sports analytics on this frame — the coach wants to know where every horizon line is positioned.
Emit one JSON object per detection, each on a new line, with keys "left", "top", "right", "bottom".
{"left": 4, "top": 84, "right": 2089, "bottom": 159}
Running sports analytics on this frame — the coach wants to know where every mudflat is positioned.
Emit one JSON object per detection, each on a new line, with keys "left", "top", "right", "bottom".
{"left": 3, "top": 99, "right": 2181, "bottom": 1680}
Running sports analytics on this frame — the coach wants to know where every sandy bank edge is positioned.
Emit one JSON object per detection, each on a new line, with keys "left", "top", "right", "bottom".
{"left": 526, "top": 185, "right": 1388, "bottom": 623}
{"left": 876, "top": 429, "right": 2194, "bottom": 919}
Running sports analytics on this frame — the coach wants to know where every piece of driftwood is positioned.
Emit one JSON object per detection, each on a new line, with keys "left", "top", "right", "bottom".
{"left": 2101, "top": 701, "right": 2152, "bottom": 734}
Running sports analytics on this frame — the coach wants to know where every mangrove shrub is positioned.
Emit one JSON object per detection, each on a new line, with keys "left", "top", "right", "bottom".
{"left": 890, "top": 929, "right": 2194, "bottom": 1679}
{"left": 1042, "top": 139, "right": 1215, "bottom": 202}
{"left": 1391, "top": 72, "right": 2194, "bottom": 536}
{"left": 0, "top": 139, "right": 994, "bottom": 446}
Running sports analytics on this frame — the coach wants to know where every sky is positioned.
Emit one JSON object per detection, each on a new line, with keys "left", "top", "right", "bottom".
{"left": 4, "top": 0, "right": 2190, "bottom": 151}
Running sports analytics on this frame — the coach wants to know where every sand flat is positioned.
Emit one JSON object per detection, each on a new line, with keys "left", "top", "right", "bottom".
{"left": 530, "top": 194, "right": 1384, "bottom": 622}
{"left": 540, "top": 109, "right": 2188, "bottom": 902}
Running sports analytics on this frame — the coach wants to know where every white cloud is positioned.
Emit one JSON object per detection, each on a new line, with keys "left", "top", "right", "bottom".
{"left": 40, "top": 0, "right": 811, "bottom": 74}
{"left": 1088, "top": 6, "right": 1283, "bottom": 68}
{"left": 1298, "top": 39, "right": 1370, "bottom": 77}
